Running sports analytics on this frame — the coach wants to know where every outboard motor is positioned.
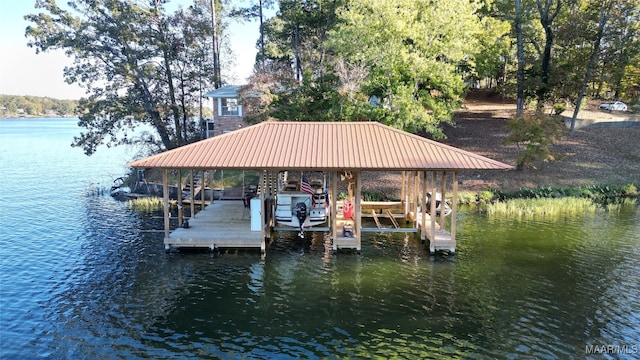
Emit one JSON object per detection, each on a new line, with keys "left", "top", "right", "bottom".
{"left": 426, "top": 192, "right": 441, "bottom": 215}
{"left": 295, "top": 202, "right": 307, "bottom": 238}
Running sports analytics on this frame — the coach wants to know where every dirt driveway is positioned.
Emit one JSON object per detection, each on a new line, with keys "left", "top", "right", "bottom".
{"left": 442, "top": 94, "right": 639, "bottom": 191}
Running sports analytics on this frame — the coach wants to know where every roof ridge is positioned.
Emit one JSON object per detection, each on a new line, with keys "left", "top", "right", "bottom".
{"left": 129, "top": 121, "right": 513, "bottom": 170}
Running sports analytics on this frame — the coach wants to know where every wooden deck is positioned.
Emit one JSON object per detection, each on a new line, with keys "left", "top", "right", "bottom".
{"left": 415, "top": 212, "right": 456, "bottom": 254}
{"left": 423, "top": 228, "right": 456, "bottom": 253}
{"left": 333, "top": 219, "right": 358, "bottom": 250}
{"left": 166, "top": 200, "right": 263, "bottom": 251}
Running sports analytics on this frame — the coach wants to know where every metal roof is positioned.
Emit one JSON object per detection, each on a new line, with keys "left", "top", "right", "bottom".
{"left": 203, "top": 85, "right": 247, "bottom": 98}
{"left": 128, "top": 121, "right": 513, "bottom": 171}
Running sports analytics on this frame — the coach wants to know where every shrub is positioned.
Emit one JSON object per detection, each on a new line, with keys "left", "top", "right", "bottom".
{"left": 621, "top": 183, "right": 638, "bottom": 197}
{"left": 477, "top": 190, "right": 495, "bottom": 203}
{"left": 553, "top": 102, "right": 567, "bottom": 115}
{"left": 503, "top": 113, "right": 567, "bottom": 170}
{"left": 361, "top": 190, "right": 385, "bottom": 201}
{"left": 457, "top": 191, "right": 477, "bottom": 204}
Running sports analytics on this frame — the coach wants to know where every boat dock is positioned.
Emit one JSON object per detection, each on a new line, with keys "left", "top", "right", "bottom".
{"left": 128, "top": 122, "right": 513, "bottom": 256}
{"left": 165, "top": 200, "right": 264, "bottom": 252}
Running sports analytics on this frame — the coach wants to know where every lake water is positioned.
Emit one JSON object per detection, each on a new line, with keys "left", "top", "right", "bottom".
{"left": 1, "top": 118, "right": 639, "bottom": 359}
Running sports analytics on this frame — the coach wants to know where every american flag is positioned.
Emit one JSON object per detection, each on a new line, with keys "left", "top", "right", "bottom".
{"left": 300, "top": 177, "right": 315, "bottom": 204}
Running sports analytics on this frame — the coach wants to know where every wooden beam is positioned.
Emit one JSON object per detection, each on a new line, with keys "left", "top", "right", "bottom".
{"left": 163, "top": 169, "right": 170, "bottom": 243}
{"left": 430, "top": 172, "right": 437, "bottom": 254}
{"left": 260, "top": 170, "right": 267, "bottom": 255}
{"left": 355, "top": 170, "right": 362, "bottom": 252}
{"left": 201, "top": 170, "right": 206, "bottom": 209}
{"left": 440, "top": 171, "right": 448, "bottom": 229}
{"left": 401, "top": 171, "right": 406, "bottom": 211}
{"left": 402, "top": 171, "right": 408, "bottom": 218}
{"left": 421, "top": 171, "right": 427, "bottom": 240}
{"left": 259, "top": 171, "right": 265, "bottom": 241}
{"left": 414, "top": 171, "right": 420, "bottom": 218}
{"left": 385, "top": 209, "right": 400, "bottom": 229}
{"left": 371, "top": 210, "right": 382, "bottom": 229}
{"left": 178, "top": 170, "right": 183, "bottom": 227}
{"left": 451, "top": 172, "right": 458, "bottom": 244}
{"left": 331, "top": 170, "right": 338, "bottom": 251}
{"left": 190, "top": 169, "right": 195, "bottom": 219}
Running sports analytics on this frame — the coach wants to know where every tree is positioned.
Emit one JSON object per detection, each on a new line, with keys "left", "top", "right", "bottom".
{"left": 229, "top": 0, "right": 276, "bottom": 69}
{"left": 515, "top": 0, "right": 526, "bottom": 117}
{"left": 569, "top": 0, "right": 615, "bottom": 133}
{"left": 327, "top": 0, "right": 487, "bottom": 136}
{"left": 25, "top": 0, "right": 224, "bottom": 155}
{"left": 595, "top": 0, "right": 640, "bottom": 99}
{"left": 535, "top": 0, "right": 564, "bottom": 105}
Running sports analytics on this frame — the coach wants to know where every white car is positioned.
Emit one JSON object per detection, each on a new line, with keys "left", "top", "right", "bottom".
{"left": 599, "top": 101, "right": 628, "bottom": 111}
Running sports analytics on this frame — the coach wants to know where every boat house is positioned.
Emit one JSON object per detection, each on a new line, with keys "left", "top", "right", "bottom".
{"left": 203, "top": 85, "right": 250, "bottom": 138}
{"left": 128, "top": 121, "right": 512, "bottom": 254}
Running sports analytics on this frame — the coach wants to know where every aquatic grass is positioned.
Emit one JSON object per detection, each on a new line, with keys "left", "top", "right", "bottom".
{"left": 605, "top": 198, "right": 637, "bottom": 213}
{"left": 128, "top": 196, "right": 163, "bottom": 212}
{"left": 485, "top": 197, "right": 597, "bottom": 218}
{"left": 488, "top": 183, "right": 639, "bottom": 204}
{"left": 457, "top": 191, "right": 477, "bottom": 204}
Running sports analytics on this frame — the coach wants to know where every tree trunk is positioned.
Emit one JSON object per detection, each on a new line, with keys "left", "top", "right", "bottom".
{"left": 536, "top": 0, "right": 562, "bottom": 104}
{"left": 571, "top": 5, "right": 611, "bottom": 134}
{"left": 155, "top": 0, "right": 182, "bottom": 145}
{"left": 259, "top": 0, "right": 265, "bottom": 67}
{"left": 516, "top": 0, "right": 525, "bottom": 118}
{"left": 211, "top": 0, "right": 222, "bottom": 88}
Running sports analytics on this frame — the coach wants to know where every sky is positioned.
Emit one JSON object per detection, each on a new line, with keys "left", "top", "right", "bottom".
{"left": 0, "top": 0, "right": 264, "bottom": 100}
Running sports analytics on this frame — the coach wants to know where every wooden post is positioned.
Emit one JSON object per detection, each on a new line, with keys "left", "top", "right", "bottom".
{"left": 190, "top": 169, "right": 195, "bottom": 219}
{"left": 402, "top": 171, "right": 408, "bottom": 219}
{"left": 331, "top": 170, "right": 338, "bottom": 251}
{"left": 440, "top": 171, "right": 447, "bottom": 230}
{"left": 354, "top": 170, "right": 362, "bottom": 252}
{"left": 210, "top": 170, "right": 215, "bottom": 203}
{"left": 163, "top": 169, "right": 170, "bottom": 242}
{"left": 178, "top": 170, "right": 183, "bottom": 227}
{"left": 430, "top": 172, "right": 437, "bottom": 254}
{"left": 451, "top": 172, "right": 458, "bottom": 245}
{"left": 201, "top": 170, "right": 206, "bottom": 209}
{"left": 420, "top": 170, "right": 427, "bottom": 240}
{"left": 259, "top": 170, "right": 266, "bottom": 255}
{"left": 413, "top": 171, "right": 420, "bottom": 224}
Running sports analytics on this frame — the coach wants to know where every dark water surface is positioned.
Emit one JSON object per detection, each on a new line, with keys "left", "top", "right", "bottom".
{"left": 1, "top": 118, "right": 639, "bottom": 359}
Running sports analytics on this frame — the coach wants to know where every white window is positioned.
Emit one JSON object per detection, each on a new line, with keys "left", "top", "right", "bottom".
{"left": 218, "top": 98, "right": 241, "bottom": 116}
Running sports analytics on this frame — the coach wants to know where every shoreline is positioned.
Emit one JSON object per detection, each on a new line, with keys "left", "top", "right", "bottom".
{"left": 0, "top": 115, "right": 77, "bottom": 119}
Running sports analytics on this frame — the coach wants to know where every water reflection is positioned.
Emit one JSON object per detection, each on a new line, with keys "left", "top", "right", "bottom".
{"left": 34, "top": 199, "right": 640, "bottom": 358}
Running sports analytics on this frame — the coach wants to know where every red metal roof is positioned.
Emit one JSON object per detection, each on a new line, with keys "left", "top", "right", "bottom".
{"left": 128, "top": 121, "right": 513, "bottom": 171}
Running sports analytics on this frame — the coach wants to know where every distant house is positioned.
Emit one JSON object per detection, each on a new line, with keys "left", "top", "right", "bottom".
{"left": 203, "top": 85, "right": 250, "bottom": 138}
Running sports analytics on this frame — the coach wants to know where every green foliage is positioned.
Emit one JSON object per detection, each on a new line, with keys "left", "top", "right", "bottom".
{"left": 621, "top": 183, "right": 638, "bottom": 197}
{"left": 361, "top": 190, "right": 386, "bottom": 202}
{"left": 327, "top": 0, "right": 486, "bottom": 135}
{"left": 503, "top": 113, "right": 567, "bottom": 170}
{"left": 0, "top": 95, "right": 77, "bottom": 117}
{"left": 552, "top": 102, "right": 567, "bottom": 115}
{"left": 269, "top": 70, "right": 375, "bottom": 121}
{"left": 210, "top": 170, "right": 261, "bottom": 189}
{"left": 25, "top": 0, "right": 223, "bottom": 155}
{"left": 487, "top": 184, "right": 640, "bottom": 205}
{"left": 457, "top": 191, "right": 477, "bottom": 204}
{"left": 477, "top": 190, "right": 496, "bottom": 203}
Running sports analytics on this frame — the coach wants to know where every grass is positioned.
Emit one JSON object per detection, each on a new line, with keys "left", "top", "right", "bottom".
{"left": 485, "top": 197, "right": 597, "bottom": 218}
{"left": 128, "top": 196, "right": 163, "bottom": 212}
